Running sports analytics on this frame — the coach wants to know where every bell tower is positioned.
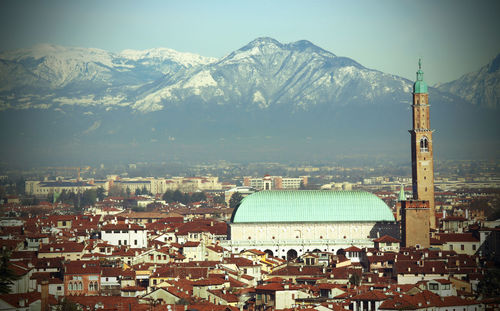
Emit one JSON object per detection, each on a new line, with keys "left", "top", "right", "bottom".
{"left": 410, "top": 59, "right": 436, "bottom": 229}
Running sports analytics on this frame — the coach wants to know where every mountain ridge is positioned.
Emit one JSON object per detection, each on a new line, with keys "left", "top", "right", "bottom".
{"left": 435, "top": 53, "right": 500, "bottom": 109}
{"left": 0, "top": 38, "right": 498, "bottom": 165}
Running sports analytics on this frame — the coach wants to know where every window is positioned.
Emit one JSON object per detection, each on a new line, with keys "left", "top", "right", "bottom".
{"left": 461, "top": 245, "right": 465, "bottom": 251}
{"left": 134, "top": 240, "right": 138, "bottom": 245}
{"left": 69, "top": 283, "right": 73, "bottom": 291}
{"left": 420, "top": 137, "right": 429, "bottom": 152}
{"left": 429, "top": 283, "right": 438, "bottom": 290}
{"left": 449, "top": 245, "right": 453, "bottom": 250}
{"left": 473, "top": 244, "right": 477, "bottom": 251}
{"left": 57, "top": 286, "right": 62, "bottom": 291}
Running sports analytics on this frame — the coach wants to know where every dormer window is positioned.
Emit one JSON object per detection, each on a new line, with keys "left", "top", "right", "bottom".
{"left": 420, "top": 137, "right": 429, "bottom": 152}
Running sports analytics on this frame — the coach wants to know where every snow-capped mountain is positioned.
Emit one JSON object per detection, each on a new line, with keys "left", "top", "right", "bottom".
{"left": 119, "top": 47, "right": 216, "bottom": 70}
{"left": 130, "top": 37, "right": 416, "bottom": 112}
{"left": 435, "top": 53, "right": 500, "bottom": 109}
{"left": 0, "top": 44, "right": 215, "bottom": 110}
{"left": 0, "top": 38, "right": 498, "bottom": 165}
{"left": 0, "top": 38, "right": 419, "bottom": 112}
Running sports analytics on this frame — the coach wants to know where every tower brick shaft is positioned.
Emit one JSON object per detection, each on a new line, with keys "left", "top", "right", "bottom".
{"left": 401, "top": 200, "right": 430, "bottom": 248}
{"left": 41, "top": 280, "right": 49, "bottom": 311}
{"left": 410, "top": 59, "right": 436, "bottom": 229}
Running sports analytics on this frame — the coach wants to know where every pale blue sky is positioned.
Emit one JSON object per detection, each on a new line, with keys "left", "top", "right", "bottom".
{"left": 1, "top": 0, "right": 499, "bottom": 84}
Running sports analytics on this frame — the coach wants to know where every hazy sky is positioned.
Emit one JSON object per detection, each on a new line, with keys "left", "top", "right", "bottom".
{"left": 1, "top": 0, "right": 499, "bottom": 85}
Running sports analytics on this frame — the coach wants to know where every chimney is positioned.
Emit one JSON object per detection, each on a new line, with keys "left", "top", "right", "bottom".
{"left": 41, "top": 280, "right": 49, "bottom": 311}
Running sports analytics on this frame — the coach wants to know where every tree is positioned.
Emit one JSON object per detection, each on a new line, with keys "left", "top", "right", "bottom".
{"left": 172, "top": 190, "right": 184, "bottom": 203}
{"left": 57, "top": 298, "right": 80, "bottom": 311}
{"left": 81, "top": 189, "right": 97, "bottom": 207}
{"left": 162, "top": 190, "right": 174, "bottom": 202}
{"left": 108, "top": 185, "right": 124, "bottom": 197}
{"left": 191, "top": 191, "right": 206, "bottom": 202}
{"left": 0, "top": 250, "right": 20, "bottom": 293}
{"left": 176, "top": 298, "right": 190, "bottom": 305}
{"left": 96, "top": 187, "right": 106, "bottom": 201}
{"left": 213, "top": 193, "right": 226, "bottom": 205}
{"left": 141, "top": 186, "right": 149, "bottom": 195}
{"left": 349, "top": 273, "right": 361, "bottom": 287}
{"left": 46, "top": 192, "right": 54, "bottom": 203}
{"left": 229, "top": 192, "right": 244, "bottom": 209}
{"left": 477, "top": 268, "right": 500, "bottom": 298}
{"left": 135, "top": 188, "right": 141, "bottom": 196}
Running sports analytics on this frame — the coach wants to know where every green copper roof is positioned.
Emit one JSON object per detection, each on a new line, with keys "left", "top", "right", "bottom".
{"left": 413, "top": 58, "right": 428, "bottom": 94}
{"left": 231, "top": 190, "right": 395, "bottom": 223}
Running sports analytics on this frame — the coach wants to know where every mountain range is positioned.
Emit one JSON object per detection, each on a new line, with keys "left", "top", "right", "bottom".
{"left": 0, "top": 38, "right": 498, "bottom": 166}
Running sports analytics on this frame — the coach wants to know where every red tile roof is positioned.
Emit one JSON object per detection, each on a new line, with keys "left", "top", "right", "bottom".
{"left": 373, "top": 235, "right": 401, "bottom": 243}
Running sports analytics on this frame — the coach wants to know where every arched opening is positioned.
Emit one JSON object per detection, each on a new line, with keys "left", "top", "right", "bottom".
{"left": 312, "top": 248, "right": 322, "bottom": 253}
{"left": 420, "top": 137, "right": 429, "bottom": 152}
{"left": 336, "top": 248, "right": 346, "bottom": 256}
{"left": 287, "top": 249, "right": 298, "bottom": 261}
{"left": 264, "top": 249, "right": 274, "bottom": 257}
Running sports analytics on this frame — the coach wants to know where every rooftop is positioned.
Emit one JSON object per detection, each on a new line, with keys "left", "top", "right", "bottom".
{"left": 231, "top": 190, "right": 395, "bottom": 223}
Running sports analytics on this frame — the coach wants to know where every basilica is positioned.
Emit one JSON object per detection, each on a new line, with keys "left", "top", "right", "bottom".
{"left": 225, "top": 190, "right": 397, "bottom": 260}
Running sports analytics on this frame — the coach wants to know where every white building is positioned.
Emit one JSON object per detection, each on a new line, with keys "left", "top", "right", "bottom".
{"left": 100, "top": 223, "right": 148, "bottom": 248}
{"left": 243, "top": 175, "right": 308, "bottom": 190}
{"left": 25, "top": 180, "right": 96, "bottom": 197}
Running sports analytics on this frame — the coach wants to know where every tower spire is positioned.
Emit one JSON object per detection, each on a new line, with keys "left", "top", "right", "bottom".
{"left": 398, "top": 184, "right": 406, "bottom": 201}
{"left": 413, "top": 58, "right": 427, "bottom": 93}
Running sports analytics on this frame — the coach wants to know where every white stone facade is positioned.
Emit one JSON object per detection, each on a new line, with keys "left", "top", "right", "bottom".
{"left": 226, "top": 221, "right": 395, "bottom": 259}
{"left": 101, "top": 227, "right": 148, "bottom": 248}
